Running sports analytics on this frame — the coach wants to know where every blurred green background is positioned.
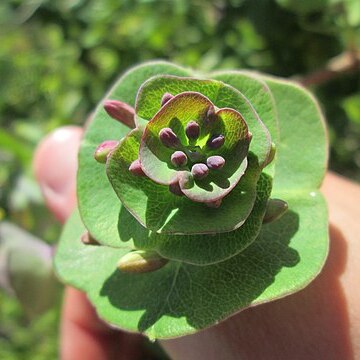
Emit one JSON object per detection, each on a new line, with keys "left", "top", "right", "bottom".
{"left": 0, "top": 0, "right": 359, "bottom": 358}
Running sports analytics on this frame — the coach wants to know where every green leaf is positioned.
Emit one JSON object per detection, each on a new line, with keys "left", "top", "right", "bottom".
{"left": 261, "top": 76, "right": 328, "bottom": 193}
{"left": 144, "top": 171, "right": 272, "bottom": 265}
{"left": 275, "top": 0, "right": 329, "bottom": 14}
{"left": 107, "top": 128, "right": 261, "bottom": 237}
{"left": 136, "top": 75, "right": 272, "bottom": 169}
{"left": 77, "top": 62, "right": 191, "bottom": 247}
{"left": 210, "top": 70, "right": 279, "bottom": 177}
{"left": 218, "top": 72, "right": 327, "bottom": 191}
{"left": 135, "top": 90, "right": 251, "bottom": 204}
{"left": 139, "top": 91, "right": 217, "bottom": 186}
{"left": 0, "top": 222, "right": 60, "bottom": 318}
{"left": 55, "top": 189, "right": 328, "bottom": 339}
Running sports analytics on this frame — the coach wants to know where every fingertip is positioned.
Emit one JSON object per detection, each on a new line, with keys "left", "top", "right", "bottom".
{"left": 33, "top": 126, "right": 83, "bottom": 223}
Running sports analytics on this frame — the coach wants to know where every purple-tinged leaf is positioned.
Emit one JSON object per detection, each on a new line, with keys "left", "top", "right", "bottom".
{"left": 178, "top": 171, "right": 194, "bottom": 189}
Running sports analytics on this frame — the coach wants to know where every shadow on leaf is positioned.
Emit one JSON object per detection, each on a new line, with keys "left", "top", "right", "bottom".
{"left": 101, "top": 210, "right": 300, "bottom": 333}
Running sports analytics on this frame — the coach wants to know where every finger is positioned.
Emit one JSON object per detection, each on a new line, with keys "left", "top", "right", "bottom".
{"left": 33, "top": 126, "right": 83, "bottom": 223}
{"left": 34, "top": 128, "right": 145, "bottom": 358}
{"left": 61, "top": 287, "right": 144, "bottom": 360}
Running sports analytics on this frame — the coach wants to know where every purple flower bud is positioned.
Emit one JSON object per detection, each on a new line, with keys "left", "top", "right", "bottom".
{"left": 94, "top": 140, "right": 118, "bottom": 163}
{"left": 191, "top": 163, "right": 209, "bottom": 180}
{"left": 185, "top": 121, "right": 200, "bottom": 140}
{"left": 206, "top": 199, "right": 222, "bottom": 208}
{"left": 161, "top": 92, "right": 174, "bottom": 106}
{"left": 159, "top": 127, "right": 180, "bottom": 148}
{"left": 103, "top": 100, "right": 135, "bottom": 128}
{"left": 206, "top": 105, "right": 217, "bottom": 122}
{"left": 206, "top": 155, "right": 225, "bottom": 170}
{"left": 171, "top": 151, "right": 188, "bottom": 167}
{"left": 169, "top": 182, "right": 184, "bottom": 196}
{"left": 129, "top": 159, "right": 146, "bottom": 176}
{"left": 207, "top": 134, "right": 225, "bottom": 149}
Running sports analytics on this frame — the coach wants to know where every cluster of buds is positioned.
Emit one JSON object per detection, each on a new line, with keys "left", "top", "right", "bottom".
{"left": 95, "top": 91, "right": 252, "bottom": 209}
{"left": 157, "top": 121, "right": 226, "bottom": 184}
{"left": 88, "top": 87, "right": 289, "bottom": 274}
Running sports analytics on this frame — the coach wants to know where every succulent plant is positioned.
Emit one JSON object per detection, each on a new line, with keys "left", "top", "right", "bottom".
{"left": 54, "top": 61, "right": 329, "bottom": 340}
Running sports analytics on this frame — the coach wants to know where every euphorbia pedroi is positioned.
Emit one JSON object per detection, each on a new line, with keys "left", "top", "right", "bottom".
{"left": 55, "top": 61, "right": 329, "bottom": 340}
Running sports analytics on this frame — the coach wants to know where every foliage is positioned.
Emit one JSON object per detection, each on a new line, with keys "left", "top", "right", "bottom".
{"left": 54, "top": 61, "right": 328, "bottom": 339}
{"left": 0, "top": 0, "right": 359, "bottom": 356}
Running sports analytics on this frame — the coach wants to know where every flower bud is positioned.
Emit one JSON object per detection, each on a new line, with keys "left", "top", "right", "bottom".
{"left": 207, "top": 134, "right": 225, "bottom": 149}
{"left": 263, "top": 199, "right": 288, "bottom": 224}
{"left": 206, "top": 105, "right": 217, "bottom": 122}
{"left": 185, "top": 121, "right": 200, "bottom": 140}
{"left": 207, "top": 155, "right": 225, "bottom": 170}
{"left": 103, "top": 100, "right": 135, "bottom": 128}
{"left": 94, "top": 140, "right": 118, "bottom": 163}
{"left": 169, "top": 182, "right": 184, "bottom": 196}
{"left": 117, "top": 250, "right": 168, "bottom": 273}
{"left": 191, "top": 163, "right": 209, "bottom": 180}
{"left": 81, "top": 232, "right": 99, "bottom": 245}
{"left": 161, "top": 92, "right": 174, "bottom": 106}
{"left": 129, "top": 159, "right": 146, "bottom": 176}
{"left": 171, "top": 151, "right": 188, "bottom": 167}
{"left": 159, "top": 128, "right": 180, "bottom": 148}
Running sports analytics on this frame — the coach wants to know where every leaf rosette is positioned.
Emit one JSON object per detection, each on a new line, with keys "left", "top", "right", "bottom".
{"left": 55, "top": 61, "right": 329, "bottom": 339}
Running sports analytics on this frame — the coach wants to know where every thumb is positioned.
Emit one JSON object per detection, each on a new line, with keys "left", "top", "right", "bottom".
{"left": 33, "top": 126, "right": 83, "bottom": 223}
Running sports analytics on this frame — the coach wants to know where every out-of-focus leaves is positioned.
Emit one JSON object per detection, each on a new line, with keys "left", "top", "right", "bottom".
{"left": 276, "top": 0, "right": 330, "bottom": 15}
{"left": 0, "top": 0, "right": 359, "bottom": 355}
{"left": 342, "top": 93, "right": 360, "bottom": 124}
{"left": 0, "top": 130, "right": 32, "bottom": 166}
{"left": 0, "top": 222, "right": 61, "bottom": 318}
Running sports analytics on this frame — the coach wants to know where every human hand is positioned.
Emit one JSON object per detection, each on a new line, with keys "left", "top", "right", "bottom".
{"left": 34, "top": 126, "right": 360, "bottom": 360}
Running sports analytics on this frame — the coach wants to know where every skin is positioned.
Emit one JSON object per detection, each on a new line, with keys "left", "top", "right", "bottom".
{"left": 34, "top": 126, "right": 360, "bottom": 360}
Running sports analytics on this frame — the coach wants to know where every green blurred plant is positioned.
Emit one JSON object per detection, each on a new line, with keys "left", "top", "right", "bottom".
{"left": 0, "top": 0, "right": 360, "bottom": 357}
